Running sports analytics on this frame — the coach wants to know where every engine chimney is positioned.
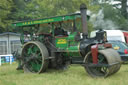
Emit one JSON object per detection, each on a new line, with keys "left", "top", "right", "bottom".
{"left": 80, "top": 3, "right": 88, "bottom": 38}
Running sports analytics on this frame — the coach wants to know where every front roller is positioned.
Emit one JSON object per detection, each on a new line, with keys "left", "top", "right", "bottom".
{"left": 84, "top": 48, "right": 122, "bottom": 77}
{"left": 21, "top": 41, "right": 49, "bottom": 73}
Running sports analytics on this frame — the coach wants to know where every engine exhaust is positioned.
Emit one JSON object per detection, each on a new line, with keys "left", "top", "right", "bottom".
{"left": 80, "top": 3, "right": 88, "bottom": 38}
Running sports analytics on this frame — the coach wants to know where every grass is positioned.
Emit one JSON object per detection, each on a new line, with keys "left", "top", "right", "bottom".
{"left": 0, "top": 63, "right": 128, "bottom": 85}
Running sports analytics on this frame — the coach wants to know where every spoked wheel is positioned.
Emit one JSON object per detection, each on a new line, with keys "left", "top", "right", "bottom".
{"left": 84, "top": 48, "right": 121, "bottom": 77}
{"left": 21, "top": 41, "right": 49, "bottom": 73}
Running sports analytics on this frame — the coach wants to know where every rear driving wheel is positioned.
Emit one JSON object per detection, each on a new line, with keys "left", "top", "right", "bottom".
{"left": 21, "top": 41, "right": 49, "bottom": 73}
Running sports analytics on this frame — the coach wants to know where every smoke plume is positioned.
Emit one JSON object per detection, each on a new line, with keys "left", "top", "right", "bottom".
{"left": 90, "top": 9, "right": 119, "bottom": 30}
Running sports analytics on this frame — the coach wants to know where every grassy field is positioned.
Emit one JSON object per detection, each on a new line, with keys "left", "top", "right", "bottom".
{"left": 0, "top": 63, "right": 128, "bottom": 85}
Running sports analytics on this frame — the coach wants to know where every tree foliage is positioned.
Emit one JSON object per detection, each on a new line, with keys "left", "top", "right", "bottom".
{"left": 0, "top": 0, "right": 13, "bottom": 32}
{"left": 121, "top": 0, "right": 128, "bottom": 19}
{"left": 103, "top": 4, "right": 128, "bottom": 30}
{"left": 22, "top": 0, "right": 97, "bottom": 18}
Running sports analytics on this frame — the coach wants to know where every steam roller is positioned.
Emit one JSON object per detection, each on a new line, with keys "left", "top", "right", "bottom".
{"left": 12, "top": 3, "right": 122, "bottom": 78}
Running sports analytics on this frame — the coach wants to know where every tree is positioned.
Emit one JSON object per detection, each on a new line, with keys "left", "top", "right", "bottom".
{"left": 0, "top": 0, "right": 13, "bottom": 32}
{"left": 23, "top": 0, "right": 92, "bottom": 18}
{"left": 121, "top": 0, "right": 128, "bottom": 19}
{"left": 10, "top": 0, "right": 28, "bottom": 21}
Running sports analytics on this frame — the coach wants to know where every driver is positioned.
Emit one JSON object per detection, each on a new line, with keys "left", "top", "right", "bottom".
{"left": 54, "top": 27, "right": 67, "bottom": 36}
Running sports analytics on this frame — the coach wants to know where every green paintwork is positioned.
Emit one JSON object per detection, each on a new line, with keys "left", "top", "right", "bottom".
{"left": 25, "top": 44, "right": 42, "bottom": 72}
{"left": 12, "top": 13, "right": 81, "bottom": 27}
{"left": 55, "top": 32, "right": 81, "bottom": 57}
{"left": 68, "top": 32, "right": 77, "bottom": 41}
{"left": 55, "top": 32, "right": 78, "bottom": 51}
{"left": 56, "top": 37, "right": 68, "bottom": 49}
{"left": 67, "top": 45, "right": 79, "bottom": 51}
{"left": 66, "top": 43, "right": 81, "bottom": 57}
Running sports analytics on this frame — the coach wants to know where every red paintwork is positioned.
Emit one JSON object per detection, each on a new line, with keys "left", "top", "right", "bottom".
{"left": 123, "top": 32, "right": 128, "bottom": 44}
{"left": 91, "top": 43, "right": 112, "bottom": 64}
{"left": 55, "top": 36, "right": 68, "bottom": 38}
{"left": 91, "top": 45, "right": 98, "bottom": 64}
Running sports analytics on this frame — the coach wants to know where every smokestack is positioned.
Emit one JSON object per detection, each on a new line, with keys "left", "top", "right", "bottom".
{"left": 80, "top": 3, "right": 88, "bottom": 37}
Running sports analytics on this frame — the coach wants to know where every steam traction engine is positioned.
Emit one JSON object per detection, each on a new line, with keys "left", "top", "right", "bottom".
{"left": 12, "top": 4, "right": 121, "bottom": 77}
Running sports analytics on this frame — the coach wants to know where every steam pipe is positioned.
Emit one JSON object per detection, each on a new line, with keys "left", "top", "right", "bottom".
{"left": 80, "top": 4, "right": 88, "bottom": 38}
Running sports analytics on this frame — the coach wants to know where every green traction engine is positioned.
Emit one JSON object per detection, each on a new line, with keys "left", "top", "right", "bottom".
{"left": 12, "top": 4, "right": 122, "bottom": 77}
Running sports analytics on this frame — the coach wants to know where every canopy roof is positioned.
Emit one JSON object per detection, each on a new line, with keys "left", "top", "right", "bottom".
{"left": 12, "top": 13, "right": 83, "bottom": 27}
